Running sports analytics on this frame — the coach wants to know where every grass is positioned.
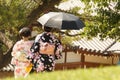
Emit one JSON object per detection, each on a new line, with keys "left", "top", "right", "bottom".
{"left": 5, "top": 65, "right": 120, "bottom": 80}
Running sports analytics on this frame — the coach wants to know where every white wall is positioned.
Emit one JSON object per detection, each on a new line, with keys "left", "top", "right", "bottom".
{"left": 85, "top": 55, "right": 112, "bottom": 64}
{"left": 66, "top": 52, "right": 81, "bottom": 62}
{"left": 56, "top": 52, "right": 119, "bottom": 65}
{"left": 56, "top": 52, "right": 81, "bottom": 63}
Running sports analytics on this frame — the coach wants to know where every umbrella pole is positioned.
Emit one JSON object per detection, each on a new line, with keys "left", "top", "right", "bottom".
{"left": 58, "top": 31, "right": 62, "bottom": 40}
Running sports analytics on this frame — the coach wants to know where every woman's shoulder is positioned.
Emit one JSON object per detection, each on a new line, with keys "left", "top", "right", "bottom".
{"left": 16, "top": 40, "right": 33, "bottom": 44}
{"left": 15, "top": 40, "right": 22, "bottom": 44}
{"left": 36, "top": 33, "right": 43, "bottom": 38}
{"left": 29, "top": 40, "right": 34, "bottom": 43}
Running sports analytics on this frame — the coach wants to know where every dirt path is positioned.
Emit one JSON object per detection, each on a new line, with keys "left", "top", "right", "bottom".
{"left": 0, "top": 71, "right": 14, "bottom": 80}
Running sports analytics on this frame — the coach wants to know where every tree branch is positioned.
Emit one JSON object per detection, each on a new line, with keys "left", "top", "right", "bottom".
{"left": 0, "top": 32, "right": 13, "bottom": 49}
{"left": 23, "top": 0, "right": 61, "bottom": 27}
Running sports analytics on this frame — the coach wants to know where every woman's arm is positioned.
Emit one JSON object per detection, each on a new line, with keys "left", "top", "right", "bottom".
{"left": 54, "top": 39, "right": 63, "bottom": 60}
{"left": 30, "top": 34, "right": 41, "bottom": 53}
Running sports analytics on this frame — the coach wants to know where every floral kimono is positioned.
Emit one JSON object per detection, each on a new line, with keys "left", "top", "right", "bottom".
{"left": 29, "top": 32, "right": 62, "bottom": 72}
{"left": 11, "top": 40, "right": 33, "bottom": 78}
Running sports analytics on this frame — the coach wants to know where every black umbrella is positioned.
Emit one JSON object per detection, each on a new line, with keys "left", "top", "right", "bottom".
{"left": 37, "top": 12, "right": 85, "bottom": 30}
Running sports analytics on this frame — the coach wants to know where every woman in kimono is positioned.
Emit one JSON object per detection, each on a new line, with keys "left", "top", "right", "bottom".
{"left": 30, "top": 26, "right": 62, "bottom": 72}
{"left": 11, "top": 27, "right": 33, "bottom": 78}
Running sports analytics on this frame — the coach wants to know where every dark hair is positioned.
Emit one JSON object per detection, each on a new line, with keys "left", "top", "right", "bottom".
{"left": 44, "top": 26, "right": 53, "bottom": 32}
{"left": 19, "top": 27, "right": 31, "bottom": 37}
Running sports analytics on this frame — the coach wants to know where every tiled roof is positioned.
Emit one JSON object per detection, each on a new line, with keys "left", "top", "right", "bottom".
{"left": 108, "top": 42, "right": 120, "bottom": 53}
{"left": 56, "top": 0, "right": 86, "bottom": 14}
{"left": 57, "top": 0, "right": 85, "bottom": 11}
{"left": 69, "top": 30, "right": 120, "bottom": 54}
{"left": 72, "top": 37, "right": 119, "bottom": 53}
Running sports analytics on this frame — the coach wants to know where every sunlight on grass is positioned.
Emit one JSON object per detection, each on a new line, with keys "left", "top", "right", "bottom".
{"left": 5, "top": 66, "right": 120, "bottom": 80}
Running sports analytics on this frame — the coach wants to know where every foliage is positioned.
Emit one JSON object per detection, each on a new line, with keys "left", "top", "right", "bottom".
{"left": 61, "top": 35, "right": 73, "bottom": 45}
{"left": 0, "top": 0, "right": 62, "bottom": 55}
{"left": 61, "top": 0, "right": 69, "bottom": 2}
{"left": 0, "top": 0, "right": 119, "bottom": 55}
{"left": 0, "top": 0, "right": 119, "bottom": 42}
{"left": 63, "top": 0, "right": 120, "bottom": 40}
{"left": 5, "top": 66, "right": 120, "bottom": 80}
{"left": 81, "top": 0, "right": 120, "bottom": 40}
{"left": 0, "top": 0, "right": 39, "bottom": 37}
{"left": 0, "top": 42, "right": 7, "bottom": 53}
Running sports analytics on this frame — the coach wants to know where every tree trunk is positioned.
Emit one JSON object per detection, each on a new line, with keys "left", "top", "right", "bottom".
{"left": 0, "top": 47, "right": 13, "bottom": 69}
{"left": 0, "top": 32, "right": 13, "bottom": 69}
{"left": 0, "top": 32, "right": 13, "bottom": 49}
{"left": 0, "top": 51, "right": 3, "bottom": 65}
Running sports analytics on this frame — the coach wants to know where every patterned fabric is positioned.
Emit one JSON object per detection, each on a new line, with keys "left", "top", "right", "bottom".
{"left": 11, "top": 40, "right": 33, "bottom": 78}
{"left": 29, "top": 32, "right": 62, "bottom": 72}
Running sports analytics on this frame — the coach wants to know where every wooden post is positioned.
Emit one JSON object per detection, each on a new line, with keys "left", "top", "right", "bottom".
{"left": 81, "top": 53, "right": 85, "bottom": 68}
{"left": 64, "top": 45, "right": 67, "bottom": 69}
{"left": 111, "top": 54, "right": 114, "bottom": 65}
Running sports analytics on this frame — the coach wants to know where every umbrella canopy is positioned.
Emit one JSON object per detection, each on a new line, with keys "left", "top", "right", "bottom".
{"left": 37, "top": 12, "right": 85, "bottom": 30}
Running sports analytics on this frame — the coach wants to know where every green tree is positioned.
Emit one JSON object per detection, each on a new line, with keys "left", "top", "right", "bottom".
{"left": 0, "top": 0, "right": 61, "bottom": 69}
{"left": 60, "top": 0, "right": 119, "bottom": 40}
{"left": 81, "top": 0, "right": 120, "bottom": 40}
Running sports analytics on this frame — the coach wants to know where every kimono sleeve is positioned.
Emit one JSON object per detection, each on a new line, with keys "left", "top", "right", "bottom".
{"left": 11, "top": 41, "right": 19, "bottom": 57}
{"left": 54, "top": 39, "right": 63, "bottom": 60}
{"left": 30, "top": 34, "right": 41, "bottom": 53}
